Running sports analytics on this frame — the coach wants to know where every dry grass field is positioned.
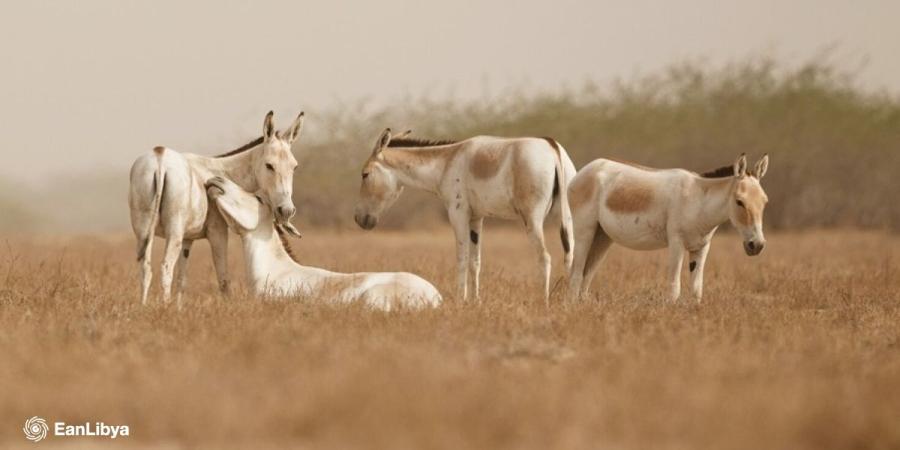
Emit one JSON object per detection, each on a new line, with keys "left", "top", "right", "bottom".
{"left": 1, "top": 228, "right": 898, "bottom": 449}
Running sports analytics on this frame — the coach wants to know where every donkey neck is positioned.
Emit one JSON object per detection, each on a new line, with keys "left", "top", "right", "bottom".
{"left": 242, "top": 225, "right": 310, "bottom": 291}
{"left": 693, "top": 176, "right": 735, "bottom": 232}
{"left": 197, "top": 149, "right": 260, "bottom": 192}
{"left": 382, "top": 147, "right": 453, "bottom": 194}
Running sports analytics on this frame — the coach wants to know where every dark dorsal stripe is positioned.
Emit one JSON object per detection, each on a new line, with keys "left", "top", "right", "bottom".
{"left": 387, "top": 137, "right": 457, "bottom": 148}
{"left": 215, "top": 136, "right": 264, "bottom": 158}
{"left": 275, "top": 225, "right": 301, "bottom": 263}
{"left": 700, "top": 165, "right": 735, "bottom": 178}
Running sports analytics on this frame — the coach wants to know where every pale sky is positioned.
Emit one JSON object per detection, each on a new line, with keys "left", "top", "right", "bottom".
{"left": 1, "top": 0, "right": 898, "bottom": 186}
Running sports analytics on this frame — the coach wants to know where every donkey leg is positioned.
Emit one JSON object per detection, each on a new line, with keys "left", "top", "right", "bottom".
{"left": 666, "top": 240, "right": 686, "bottom": 302}
{"left": 138, "top": 239, "right": 154, "bottom": 305}
{"left": 688, "top": 242, "right": 711, "bottom": 303}
{"left": 159, "top": 234, "right": 184, "bottom": 304}
{"left": 448, "top": 210, "right": 470, "bottom": 302}
{"left": 523, "top": 216, "right": 552, "bottom": 306}
{"left": 566, "top": 219, "right": 595, "bottom": 303}
{"left": 173, "top": 239, "right": 193, "bottom": 305}
{"left": 208, "top": 223, "right": 230, "bottom": 296}
{"left": 580, "top": 227, "right": 613, "bottom": 299}
{"left": 468, "top": 217, "right": 484, "bottom": 302}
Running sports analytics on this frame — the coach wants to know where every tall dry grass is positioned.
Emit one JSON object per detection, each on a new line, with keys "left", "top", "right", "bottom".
{"left": 1, "top": 229, "right": 898, "bottom": 449}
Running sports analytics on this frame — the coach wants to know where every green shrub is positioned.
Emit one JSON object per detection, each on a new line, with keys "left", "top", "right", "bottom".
{"left": 294, "top": 57, "right": 900, "bottom": 230}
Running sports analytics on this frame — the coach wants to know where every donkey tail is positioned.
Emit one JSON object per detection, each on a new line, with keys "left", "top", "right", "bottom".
{"left": 137, "top": 146, "right": 167, "bottom": 262}
{"left": 544, "top": 137, "right": 574, "bottom": 271}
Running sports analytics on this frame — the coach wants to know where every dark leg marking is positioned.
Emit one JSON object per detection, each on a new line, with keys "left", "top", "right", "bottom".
{"left": 560, "top": 227, "right": 570, "bottom": 253}
{"left": 137, "top": 239, "right": 148, "bottom": 261}
{"left": 689, "top": 261, "right": 697, "bottom": 272}
{"left": 183, "top": 248, "right": 190, "bottom": 258}
{"left": 470, "top": 230, "right": 479, "bottom": 245}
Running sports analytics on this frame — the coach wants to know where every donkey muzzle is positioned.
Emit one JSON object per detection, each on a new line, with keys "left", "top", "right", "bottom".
{"left": 743, "top": 240, "right": 765, "bottom": 256}
{"left": 354, "top": 213, "right": 377, "bottom": 230}
{"left": 276, "top": 205, "right": 296, "bottom": 222}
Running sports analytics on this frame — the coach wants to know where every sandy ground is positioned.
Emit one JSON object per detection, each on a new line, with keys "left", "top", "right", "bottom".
{"left": 0, "top": 228, "right": 898, "bottom": 449}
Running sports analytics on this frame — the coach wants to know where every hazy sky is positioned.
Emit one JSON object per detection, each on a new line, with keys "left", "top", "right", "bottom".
{"left": 1, "top": 0, "right": 898, "bottom": 185}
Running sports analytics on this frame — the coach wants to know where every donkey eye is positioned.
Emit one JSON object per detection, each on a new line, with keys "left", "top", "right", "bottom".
{"left": 736, "top": 200, "right": 745, "bottom": 208}
{"left": 254, "top": 195, "right": 263, "bottom": 204}
{"left": 265, "top": 163, "right": 275, "bottom": 171}
{"left": 362, "top": 173, "right": 370, "bottom": 179}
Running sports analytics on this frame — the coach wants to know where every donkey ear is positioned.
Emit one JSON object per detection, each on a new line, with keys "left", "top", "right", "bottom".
{"left": 285, "top": 112, "right": 305, "bottom": 144}
{"left": 262, "top": 110, "right": 276, "bottom": 142}
{"left": 393, "top": 129, "right": 412, "bottom": 139}
{"left": 372, "top": 128, "right": 392, "bottom": 156}
{"left": 215, "top": 194, "right": 260, "bottom": 232}
{"left": 208, "top": 181, "right": 260, "bottom": 232}
{"left": 205, "top": 176, "right": 227, "bottom": 199}
{"left": 753, "top": 154, "right": 769, "bottom": 179}
{"left": 733, "top": 153, "right": 748, "bottom": 177}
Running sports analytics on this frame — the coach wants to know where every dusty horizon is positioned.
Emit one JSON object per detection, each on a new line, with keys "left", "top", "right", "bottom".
{"left": 1, "top": 0, "right": 899, "bottom": 186}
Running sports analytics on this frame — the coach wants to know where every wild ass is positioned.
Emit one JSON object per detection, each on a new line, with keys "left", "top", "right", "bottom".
{"left": 353, "top": 129, "right": 577, "bottom": 304}
{"left": 129, "top": 111, "right": 304, "bottom": 304}
{"left": 205, "top": 176, "right": 442, "bottom": 311}
{"left": 566, "top": 154, "right": 770, "bottom": 303}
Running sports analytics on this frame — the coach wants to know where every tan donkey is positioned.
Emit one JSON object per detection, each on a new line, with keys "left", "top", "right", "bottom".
{"left": 354, "top": 129, "right": 577, "bottom": 304}
{"left": 566, "top": 154, "right": 770, "bottom": 303}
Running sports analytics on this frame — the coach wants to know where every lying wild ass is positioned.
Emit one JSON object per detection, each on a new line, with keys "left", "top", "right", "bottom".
{"left": 354, "top": 129, "right": 577, "bottom": 304}
{"left": 566, "top": 154, "right": 770, "bottom": 303}
{"left": 129, "top": 111, "right": 304, "bottom": 304}
{"left": 205, "top": 177, "right": 442, "bottom": 311}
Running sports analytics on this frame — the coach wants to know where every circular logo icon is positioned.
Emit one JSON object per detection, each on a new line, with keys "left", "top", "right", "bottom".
{"left": 23, "top": 416, "right": 49, "bottom": 442}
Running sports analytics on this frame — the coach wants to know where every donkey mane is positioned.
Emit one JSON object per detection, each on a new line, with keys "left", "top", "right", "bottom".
{"left": 387, "top": 137, "right": 457, "bottom": 148}
{"left": 700, "top": 165, "right": 735, "bottom": 178}
{"left": 215, "top": 136, "right": 264, "bottom": 158}
{"left": 274, "top": 225, "right": 301, "bottom": 263}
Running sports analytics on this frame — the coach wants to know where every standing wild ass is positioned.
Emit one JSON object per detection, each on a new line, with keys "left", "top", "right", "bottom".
{"left": 129, "top": 111, "right": 304, "bottom": 304}
{"left": 566, "top": 154, "right": 769, "bottom": 303}
{"left": 354, "top": 129, "right": 577, "bottom": 304}
{"left": 205, "top": 176, "right": 442, "bottom": 311}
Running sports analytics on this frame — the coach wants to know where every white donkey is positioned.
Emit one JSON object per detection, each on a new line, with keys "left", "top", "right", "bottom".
{"left": 129, "top": 111, "right": 304, "bottom": 304}
{"left": 205, "top": 177, "right": 442, "bottom": 311}
{"left": 566, "top": 154, "right": 770, "bottom": 303}
{"left": 354, "top": 129, "right": 577, "bottom": 304}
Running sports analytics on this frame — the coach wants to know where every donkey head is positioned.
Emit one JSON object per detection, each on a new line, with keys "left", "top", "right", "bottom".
{"left": 354, "top": 128, "right": 407, "bottom": 230}
{"left": 205, "top": 176, "right": 301, "bottom": 238}
{"left": 253, "top": 111, "right": 304, "bottom": 223}
{"left": 728, "top": 154, "right": 770, "bottom": 256}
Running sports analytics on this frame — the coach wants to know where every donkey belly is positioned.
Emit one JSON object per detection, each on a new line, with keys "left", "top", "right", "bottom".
{"left": 465, "top": 172, "right": 554, "bottom": 220}
{"left": 466, "top": 188, "right": 520, "bottom": 220}
{"left": 598, "top": 208, "right": 668, "bottom": 250}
